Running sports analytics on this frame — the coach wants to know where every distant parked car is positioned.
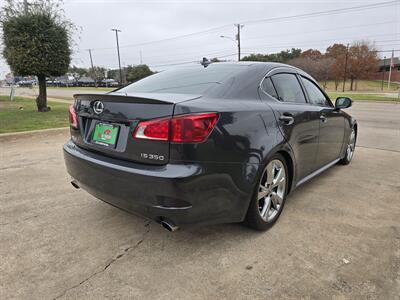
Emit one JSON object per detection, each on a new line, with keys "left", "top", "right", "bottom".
{"left": 18, "top": 80, "right": 36, "bottom": 87}
{"left": 77, "top": 76, "right": 96, "bottom": 87}
{"left": 100, "top": 79, "right": 119, "bottom": 87}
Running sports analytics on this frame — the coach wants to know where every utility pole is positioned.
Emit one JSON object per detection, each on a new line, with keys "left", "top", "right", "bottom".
{"left": 111, "top": 28, "right": 123, "bottom": 85}
{"left": 88, "top": 49, "right": 97, "bottom": 87}
{"left": 388, "top": 49, "right": 394, "bottom": 89}
{"left": 234, "top": 24, "right": 244, "bottom": 61}
{"left": 381, "top": 56, "right": 386, "bottom": 91}
{"left": 342, "top": 43, "right": 349, "bottom": 92}
{"left": 140, "top": 50, "right": 143, "bottom": 64}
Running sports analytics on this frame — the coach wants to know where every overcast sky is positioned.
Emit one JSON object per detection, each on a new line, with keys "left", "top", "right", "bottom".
{"left": 0, "top": 0, "right": 399, "bottom": 77}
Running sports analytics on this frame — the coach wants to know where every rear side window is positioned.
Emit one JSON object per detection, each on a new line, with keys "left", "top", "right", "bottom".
{"left": 261, "top": 78, "right": 278, "bottom": 99}
{"left": 270, "top": 73, "right": 306, "bottom": 103}
{"left": 301, "top": 76, "right": 330, "bottom": 106}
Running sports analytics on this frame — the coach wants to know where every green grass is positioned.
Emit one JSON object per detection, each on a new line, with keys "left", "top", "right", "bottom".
{"left": 0, "top": 96, "right": 70, "bottom": 134}
{"left": 327, "top": 92, "right": 399, "bottom": 102}
{"left": 325, "top": 80, "right": 399, "bottom": 92}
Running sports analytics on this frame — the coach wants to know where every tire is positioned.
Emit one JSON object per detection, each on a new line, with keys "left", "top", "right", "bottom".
{"left": 339, "top": 127, "right": 356, "bottom": 165}
{"left": 245, "top": 153, "right": 289, "bottom": 231}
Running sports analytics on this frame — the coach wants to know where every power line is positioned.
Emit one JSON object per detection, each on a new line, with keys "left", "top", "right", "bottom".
{"left": 242, "top": 1, "right": 398, "bottom": 25}
{"left": 81, "top": 1, "right": 398, "bottom": 52}
{"left": 242, "top": 38, "right": 400, "bottom": 52}
{"left": 376, "top": 49, "right": 400, "bottom": 52}
{"left": 150, "top": 35, "right": 399, "bottom": 67}
{"left": 243, "top": 20, "right": 397, "bottom": 42}
{"left": 88, "top": 25, "right": 231, "bottom": 51}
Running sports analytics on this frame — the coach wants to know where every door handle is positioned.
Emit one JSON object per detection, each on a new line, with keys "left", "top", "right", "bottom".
{"left": 279, "top": 114, "right": 294, "bottom": 125}
{"left": 320, "top": 115, "right": 328, "bottom": 123}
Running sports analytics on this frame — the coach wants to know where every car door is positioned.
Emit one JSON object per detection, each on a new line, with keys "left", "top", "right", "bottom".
{"left": 260, "top": 70, "right": 321, "bottom": 180}
{"left": 299, "top": 75, "right": 345, "bottom": 168}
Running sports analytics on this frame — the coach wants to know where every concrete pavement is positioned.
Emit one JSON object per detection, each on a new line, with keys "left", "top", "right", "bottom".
{"left": 0, "top": 102, "right": 399, "bottom": 299}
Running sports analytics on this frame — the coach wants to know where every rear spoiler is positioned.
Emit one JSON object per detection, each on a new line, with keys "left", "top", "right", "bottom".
{"left": 73, "top": 93, "right": 201, "bottom": 105}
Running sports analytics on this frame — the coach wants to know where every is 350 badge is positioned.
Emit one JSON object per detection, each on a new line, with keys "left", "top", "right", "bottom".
{"left": 140, "top": 153, "right": 165, "bottom": 161}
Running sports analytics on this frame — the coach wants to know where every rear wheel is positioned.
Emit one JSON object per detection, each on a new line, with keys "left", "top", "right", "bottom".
{"left": 339, "top": 127, "right": 356, "bottom": 165}
{"left": 245, "top": 153, "right": 288, "bottom": 231}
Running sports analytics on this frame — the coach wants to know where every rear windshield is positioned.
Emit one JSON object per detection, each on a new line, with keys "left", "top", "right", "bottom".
{"left": 117, "top": 64, "right": 247, "bottom": 94}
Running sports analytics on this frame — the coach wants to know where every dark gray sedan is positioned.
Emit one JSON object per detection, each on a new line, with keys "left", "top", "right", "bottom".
{"left": 64, "top": 62, "right": 357, "bottom": 231}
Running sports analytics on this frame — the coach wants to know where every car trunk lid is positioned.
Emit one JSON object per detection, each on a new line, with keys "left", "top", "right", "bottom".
{"left": 70, "top": 93, "right": 201, "bottom": 165}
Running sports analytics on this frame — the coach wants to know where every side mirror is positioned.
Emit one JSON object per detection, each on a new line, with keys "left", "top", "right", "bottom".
{"left": 335, "top": 97, "right": 353, "bottom": 110}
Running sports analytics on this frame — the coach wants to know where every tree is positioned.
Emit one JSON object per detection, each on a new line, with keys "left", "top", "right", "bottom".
{"left": 347, "top": 42, "right": 378, "bottom": 91}
{"left": 315, "top": 57, "right": 335, "bottom": 89}
{"left": 241, "top": 48, "right": 302, "bottom": 63}
{"left": 326, "top": 44, "right": 347, "bottom": 91}
{"left": 1, "top": 0, "right": 74, "bottom": 111}
{"left": 89, "top": 66, "right": 106, "bottom": 85}
{"left": 300, "top": 49, "right": 323, "bottom": 60}
{"left": 68, "top": 66, "right": 88, "bottom": 80}
{"left": 124, "top": 65, "right": 153, "bottom": 83}
{"left": 288, "top": 56, "right": 334, "bottom": 89}
{"left": 107, "top": 69, "right": 120, "bottom": 81}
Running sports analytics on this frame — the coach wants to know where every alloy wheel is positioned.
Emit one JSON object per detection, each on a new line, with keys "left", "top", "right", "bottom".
{"left": 347, "top": 129, "right": 356, "bottom": 161}
{"left": 258, "top": 159, "right": 286, "bottom": 222}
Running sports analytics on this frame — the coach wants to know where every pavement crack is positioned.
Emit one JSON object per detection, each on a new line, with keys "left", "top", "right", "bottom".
{"left": 52, "top": 221, "right": 152, "bottom": 300}
{"left": 356, "top": 145, "right": 400, "bottom": 153}
{"left": 0, "top": 215, "right": 38, "bottom": 226}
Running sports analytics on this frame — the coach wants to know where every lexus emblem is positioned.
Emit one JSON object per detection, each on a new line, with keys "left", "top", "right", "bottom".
{"left": 93, "top": 101, "right": 104, "bottom": 114}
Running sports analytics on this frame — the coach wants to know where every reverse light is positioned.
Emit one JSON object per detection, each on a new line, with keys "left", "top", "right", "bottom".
{"left": 133, "top": 112, "right": 219, "bottom": 143}
{"left": 69, "top": 105, "right": 79, "bottom": 129}
{"left": 134, "top": 117, "right": 170, "bottom": 141}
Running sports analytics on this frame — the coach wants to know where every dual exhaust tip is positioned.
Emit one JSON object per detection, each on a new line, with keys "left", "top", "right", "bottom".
{"left": 160, "top": 219, "right": 179, "bottom": 232}
{"left": 71, "top": 180, "right": 179, "bottom": 232}
{"left": 71, "top": 180, "right": 80, "bottom": 189}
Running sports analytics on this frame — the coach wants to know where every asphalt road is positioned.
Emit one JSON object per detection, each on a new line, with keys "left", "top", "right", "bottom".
{"left": 1, "top": 102, "right": 399, "bottom": 299}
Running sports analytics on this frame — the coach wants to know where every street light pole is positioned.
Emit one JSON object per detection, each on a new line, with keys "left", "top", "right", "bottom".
{"left": 111, "top": 28, "right": 123, "bottom": 85}
{"left": 220, "top": 24, "right": 244, "bottom": 62}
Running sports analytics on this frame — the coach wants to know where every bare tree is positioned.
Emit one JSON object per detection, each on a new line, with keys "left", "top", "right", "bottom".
{"left": 326, "top": 44, "right": 347, "bottom": 91}
{"left": 348, "top": 42, "right": 379, "bottom": 91}
{"left": 300, "top": 49, "right": 323, "bottom": 60}
{"left": 315, "top": 57, "right": 335, "bottom": 89}
{"left": 288, "top": 56, "right": 334, "bottom": 89}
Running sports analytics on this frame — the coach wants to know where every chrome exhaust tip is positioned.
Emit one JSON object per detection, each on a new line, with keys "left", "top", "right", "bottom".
{"left": 160, "top": 219, "right": 179, "bottom": 232}
{"left": 71, "top": 180, "right": 80, "bottom": 189}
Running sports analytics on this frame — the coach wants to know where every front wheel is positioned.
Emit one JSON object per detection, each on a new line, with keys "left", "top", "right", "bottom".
{"left": 245, "top": 153, "right": 288, "bottom": 231}
{"left": 339, "top": 127, "right": 356, "bottom": 165}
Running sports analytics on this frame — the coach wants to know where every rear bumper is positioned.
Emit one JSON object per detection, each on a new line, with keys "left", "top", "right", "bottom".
{"left": 63, "top": 141, "right": 255, "bottom": 226}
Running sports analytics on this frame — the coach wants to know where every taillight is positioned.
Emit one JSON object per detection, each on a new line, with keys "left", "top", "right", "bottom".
{"left": 69, "top": 105, "right": 78, "bottom": 129}
{"left": 134, "top": 117, "right": 170, "bottom": 141}
{"left": 133, "top": 112, "right": 219, "bottom": 143}
{"left": 170, "top": 113, "right": 219, "bottom": 143}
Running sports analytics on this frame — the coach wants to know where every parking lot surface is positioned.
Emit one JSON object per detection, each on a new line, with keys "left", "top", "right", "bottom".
{"left": 1, "top": 102, "right": 399, "bottom": 299}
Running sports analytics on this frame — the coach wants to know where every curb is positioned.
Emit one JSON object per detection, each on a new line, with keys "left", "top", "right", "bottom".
{"left": 0, "top": 127, "right": 69, "bottom": 141}
{"left": 352, "top": 100, "right": 399, "bottom": 104}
